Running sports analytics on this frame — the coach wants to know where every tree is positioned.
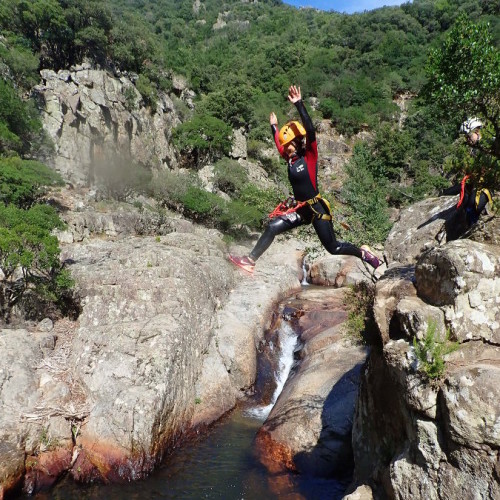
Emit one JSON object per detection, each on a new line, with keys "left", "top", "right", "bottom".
{"left": 0, "top": 204, "right": 73, "bottom": 321}
{"left": 0, "top": 156, "right": 63, "bottom": 208}
{"left": 0, "top": 80, "right": 43, "bottom": 155}
{"left": 172, "top": 114, "right": 232, "bottom": 168}
{"left": 424, "top": 14, "right": 500, "bottom": 164}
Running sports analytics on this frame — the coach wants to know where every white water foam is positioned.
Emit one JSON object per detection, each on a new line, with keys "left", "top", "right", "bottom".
{"left": 301, "top": 257, "right": 309, "bottom": 286}
{"left": 246, "top": 322, "right": 298, "bottom": 421}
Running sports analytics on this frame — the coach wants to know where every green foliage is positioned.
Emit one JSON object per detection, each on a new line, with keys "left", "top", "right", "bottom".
{"left": 0, "top": 203, "right": 73, "bottom": 320}
{"left": 213, "top": 158, "right": 248, "bottom": 196}
{"left": 173, "top": 114, "right": 232, "bottom": 167}
{"left": 110, "top": 12, "right": 163, "bottom": 74}
{"left": 424, "top": 14, "right": 500, "bottom": 122}
{"left": 342, "top": 281, "right": 376, "bottom": 345}
{"left": 239, "top": 184, "right": 281, "bottom": 217}
{"left": 413, "top": 321, "right": 459, "bottom": 380}
{"left": 151, "top": 169, "right": 275, "bottom": 232}
{"left": 198, "top": 82, "right": 255, "bottom": 128}
{"left": 0, "top": 79, "right": 43, "bottom": 155}
{"left": 0, "top": 156, "right": 74, "bottom": 320}
{"left": 423, "top": 12, "right": 500, "bottom": 179}
{"left": 135, "top": 74, "right": 157, "bottom": 112}
{"left": 342, "top": 143, "right": 393, "bottom": 246}
{"left": 3, "top": 0, "right": 114, "bottom": 69}
{"left": 0, "top": 36, "right": 40, "bottom": 87}
{"left": 0, "top": 156, "right": 64, "bottom": 208}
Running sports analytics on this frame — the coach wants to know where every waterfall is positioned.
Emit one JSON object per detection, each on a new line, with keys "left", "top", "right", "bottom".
{"left": 301, "top": 256, "right": 309, "bottom": 286}
{"left": 246, "top": 322, "right": 298, "bottom": 420}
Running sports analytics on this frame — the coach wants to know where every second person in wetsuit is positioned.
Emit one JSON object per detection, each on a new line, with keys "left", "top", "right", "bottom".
{"left": 229, "top": 85, "right": 381, "bottom": 275}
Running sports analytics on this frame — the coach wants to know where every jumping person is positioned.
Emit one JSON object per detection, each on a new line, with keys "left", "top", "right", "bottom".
{"left": 229, "top": 85, "right": 381, "bottom": 275}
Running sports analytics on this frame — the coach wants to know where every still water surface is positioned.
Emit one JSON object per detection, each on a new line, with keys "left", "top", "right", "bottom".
{"left": 31, "top": 409, "right": 348, "bottom": 500}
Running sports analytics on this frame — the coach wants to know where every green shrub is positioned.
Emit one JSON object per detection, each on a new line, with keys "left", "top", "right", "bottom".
{"left": 213, "top": 158, "right": 248, "bottom": 196}
{"left": 0, "top": 156, "right": 64, "bottom": 208}
{"left": 0, "top": 204, "right": 74, "bottom": 321}
{"left": 0, "top": 79, "right": 43, "bottom": 155}
{"left": 342, "top": 143, "right": 392, "bottom": 246}
{"left": 150, "top": 170, "right": 190, "bottom": 209}
{"left": 413, "top": 321, "right": 459, "bottom": 381}
{"left": 239, "top": 184, "right": 281, "bottom": 218}
{"left": 136, "top": 74, "right": 157, "bottom": 113}
{"left": 172, "top": 113, "right": 232, "bottom": 167}
{"left": 220, "top": 199, "right": 264, "bottom": 231}
{"left": 179, "top": 186, "right": 224, "bottom": 222}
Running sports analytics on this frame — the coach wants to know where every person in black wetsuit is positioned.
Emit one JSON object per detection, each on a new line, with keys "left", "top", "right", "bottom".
{"left": 455, "top": 118, "right": 493, "bottom": 226}
{"left": 229, "top": 85, "right": 381, "bottom": 275}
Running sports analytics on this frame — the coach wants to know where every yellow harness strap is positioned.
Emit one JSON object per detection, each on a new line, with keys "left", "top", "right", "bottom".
{"left": 476, "top": 188, "right": 493, "bottom": 208}
{"left": 306, "top": 193, "right": 333, "bottom": 221}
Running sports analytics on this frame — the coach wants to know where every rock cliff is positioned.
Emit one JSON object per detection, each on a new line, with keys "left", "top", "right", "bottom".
{"left": 32, "top": 64, "right": 181, "bottom": 185}
{"left": 349, "top": 197, "right": 500, "bottom": 499}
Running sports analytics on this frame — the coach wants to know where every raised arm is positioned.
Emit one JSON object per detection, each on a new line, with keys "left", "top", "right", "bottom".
{"left": 288, "top": 85, "right": 315, "bottom": 144}
{"left": 270, "top": 111, "right": 285, "bottom": 157}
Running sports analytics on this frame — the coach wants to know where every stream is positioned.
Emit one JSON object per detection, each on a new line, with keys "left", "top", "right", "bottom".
{"left": 29, "top": 282, "right": 351, "bottom": 499}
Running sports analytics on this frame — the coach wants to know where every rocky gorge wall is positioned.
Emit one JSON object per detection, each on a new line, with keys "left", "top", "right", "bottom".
{"left": 31, "top": 64, "right": 183, "bottom": 185}
{"left": 349, "top": 197, "right": 500, "bottom": 499}
{"left": 2, "top": 65, "right": 499, "bottom": 500}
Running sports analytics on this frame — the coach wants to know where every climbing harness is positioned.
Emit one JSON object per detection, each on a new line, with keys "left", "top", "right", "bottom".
{"left": 268, "top": 194, "right": 333, "bottom": 221}
{"left": 456, "top": 175, "right": 493, "bottom": 210}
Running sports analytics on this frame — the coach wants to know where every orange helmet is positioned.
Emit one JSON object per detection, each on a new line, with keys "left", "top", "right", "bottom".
{"left": 278, "top": 121, "right": 306, "bottom": 147}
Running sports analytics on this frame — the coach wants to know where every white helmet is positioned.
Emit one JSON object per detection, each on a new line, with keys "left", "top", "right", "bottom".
{"left": 460, "top": 117, "right": 483, "bottom": 134}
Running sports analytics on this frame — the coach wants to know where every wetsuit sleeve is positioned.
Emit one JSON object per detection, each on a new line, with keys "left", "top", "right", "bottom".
{"left": 295, "top": 99, "right": 318, "bottom": 190}
{"left": 294, "top": 100, "right": 315, "bottom": 144}
{"left": 271, "top": 124, "right": 286, "bottom": 158}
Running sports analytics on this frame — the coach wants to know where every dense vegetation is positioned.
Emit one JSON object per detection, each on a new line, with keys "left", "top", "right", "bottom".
{"left": 0, "top": 157, "right": 77, "bottom": 322}
{"left": 0, "top": 0, "right": 499, "bottom": 302}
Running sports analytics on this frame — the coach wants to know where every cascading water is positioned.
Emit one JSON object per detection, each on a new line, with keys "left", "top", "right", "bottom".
{"left": 245, "top": 321, "right": 298, "bottom": 420}
{"left": 301, "top": 256, "right": 310, "bottom": 285}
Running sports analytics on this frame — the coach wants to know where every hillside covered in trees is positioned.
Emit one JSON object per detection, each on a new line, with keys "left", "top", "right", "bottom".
{"left": 0, "top": 0, "right": 499, "bottom": 317}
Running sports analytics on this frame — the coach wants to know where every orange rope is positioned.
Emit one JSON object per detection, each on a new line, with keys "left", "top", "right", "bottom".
{"left": 456, "top": 175, "right": 470, "bottom": 209}
{"left": 268, "top": 199, "right": 307, "bottom": 219}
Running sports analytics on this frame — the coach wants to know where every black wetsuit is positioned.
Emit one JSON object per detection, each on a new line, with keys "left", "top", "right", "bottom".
{"left": 457, "top": 179, "right": 491, "bottom": 226}
{"left": 248, "top": 100, "right": 362, "bottom": 262}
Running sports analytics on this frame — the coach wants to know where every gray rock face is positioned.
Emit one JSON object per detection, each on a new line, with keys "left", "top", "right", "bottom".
{"left": 33, "top": 67, "right": 180, "bottom": 185}
{"left": 352, "top": 213, "right": 500, "bottom": 500}
{"left": 384, "top": 196, "right": 458, "bottom": 265}
{"left": 65, "top": 232, "right": 234, "bottom": 474}
{"left": 0, "top": 329, "right": 56, "bottom": 497}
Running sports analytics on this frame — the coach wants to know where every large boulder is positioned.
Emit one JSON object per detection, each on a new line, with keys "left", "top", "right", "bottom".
{"left": 384, "top": 196, "right": 458, "bottom": 265}
{"left": 351, "top": 215, "right": 500, "bottom": 499}
{"left": 0, "top": 329, "right": 58, "bottom": 498}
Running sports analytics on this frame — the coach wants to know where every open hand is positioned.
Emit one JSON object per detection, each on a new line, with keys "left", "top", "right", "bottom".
{"left": 287, "top": 85, "right": 301, "bottom": 104}
{"left": 270, "top": 112, "right": 278, "bottom": 126}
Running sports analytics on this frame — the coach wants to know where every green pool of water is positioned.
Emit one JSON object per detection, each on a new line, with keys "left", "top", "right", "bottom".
{"left": 31, "top": 409, "right": 349, "bottom": 500}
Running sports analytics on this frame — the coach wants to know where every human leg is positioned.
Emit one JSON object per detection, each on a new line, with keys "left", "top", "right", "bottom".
{"left": 311, "top": 202, "right": 380, "bottom": 269}
{"left": 229, "top": 212, "right": 306, "bottom": 274}
{"left": 249, "top": 212, "right": 306, "bottom": 261}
